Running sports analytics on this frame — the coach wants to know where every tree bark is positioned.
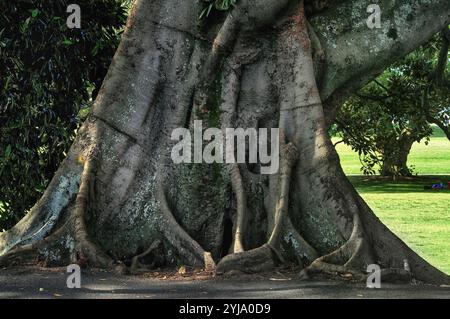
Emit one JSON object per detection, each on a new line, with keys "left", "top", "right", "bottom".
{"left": 0, "top": 0, "right": 449, "bottom": 284}
{"left": 380, "top": 135, "right": 415, "bottom": 177}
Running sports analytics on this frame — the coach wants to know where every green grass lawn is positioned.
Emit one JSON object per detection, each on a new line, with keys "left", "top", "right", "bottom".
{"left": 349, "top": 176, "right": 450, "bottom": 275}
{"left": 335, "top": 126, "right": 450, "bottom": 275}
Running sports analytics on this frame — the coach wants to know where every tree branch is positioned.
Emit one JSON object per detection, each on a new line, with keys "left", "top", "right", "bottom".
{"left": 420, "top": 88, "right": 450, "bottom": 141}
{"left": 310, "top": 0, "right": 450, "bottom": 113}
{"left": 434, "top": 28, "right": 450, "bottom": 87}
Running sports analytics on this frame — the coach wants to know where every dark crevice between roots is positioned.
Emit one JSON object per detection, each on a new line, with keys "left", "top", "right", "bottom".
{"left": 216, "top": 141, "right": 300, "bottom": 274}
{"left": 221, "top": 218, "right": 234, "bottom": 258}
{"left": 130, "top": 240, "right": 165, "bottom": 274}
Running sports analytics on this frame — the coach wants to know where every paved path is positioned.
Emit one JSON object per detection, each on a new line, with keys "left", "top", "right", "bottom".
{"left": 0, "top": 268, "right": 449, "bottom": 299}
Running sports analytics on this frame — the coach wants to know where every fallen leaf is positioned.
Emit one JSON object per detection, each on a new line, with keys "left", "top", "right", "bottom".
{"left": 178, "top": 266, "right": 187, "bottom": 275}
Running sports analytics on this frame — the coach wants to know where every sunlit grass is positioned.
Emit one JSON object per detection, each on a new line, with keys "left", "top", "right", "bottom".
{"left": 335, "top": 126, "right": 450, "bottom": 275}
{"left": 349, "top": 176, "right": 450, "bottom": 274}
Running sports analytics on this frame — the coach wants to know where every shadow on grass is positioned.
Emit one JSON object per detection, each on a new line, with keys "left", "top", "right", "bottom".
{"left": 348, "top": 175, "right": 450, "bottom": 194}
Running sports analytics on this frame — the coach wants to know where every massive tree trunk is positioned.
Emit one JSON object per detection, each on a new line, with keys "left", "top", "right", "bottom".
{"left": 1, "top": 0, "right": 449, "bottom": 284}
{"left": 380, "top": 134, "right": 414, "bottom": 177}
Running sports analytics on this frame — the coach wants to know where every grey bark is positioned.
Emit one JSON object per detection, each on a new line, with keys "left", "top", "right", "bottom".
{"left": 380, "top": 135, "right": 415, "bottom": 177}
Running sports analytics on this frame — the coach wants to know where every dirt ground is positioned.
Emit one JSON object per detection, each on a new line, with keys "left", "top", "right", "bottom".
{"left": 0, "top": 266, "right": 449, "bottom": 299}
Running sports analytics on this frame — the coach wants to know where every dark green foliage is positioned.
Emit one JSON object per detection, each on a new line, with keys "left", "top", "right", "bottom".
{"left": 0, "top": 0, "right": 129, "bottom": 229}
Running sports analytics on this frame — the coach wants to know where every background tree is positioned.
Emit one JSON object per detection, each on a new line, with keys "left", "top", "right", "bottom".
{"left": 0, "top": 0, "right": 448, "bottom": 285}
{"left": 0, "top": 0, "right": 129, "bottom": 229}
{"left": 421, "top": 27, "right": 450, "bottom": 140}
{"left": 335, "top": 29, "right": 450, "bottom": 177}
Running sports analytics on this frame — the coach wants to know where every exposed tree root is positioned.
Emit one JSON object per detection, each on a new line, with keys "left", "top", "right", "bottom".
{"left": 72, "top": 147, "right": 115, "bottom": 268}
{"left": 300, "top": 259, "right": 413, "bottom": 283}
{"left": 215, "top": 0, "right": 323, "bottom": 275}
{"left": 301, "top": 260, "right": 368, "bottom": 281}
{"left": 268, "top": 142, "right": 299, "bottom": 247}
{"left": 229, "top": 164, "right": 247, "bottom": 253}
{"left": 130, "top": 240, "right": 162, "bottom": 274}
{"left": 379, "top": 268, "right": 412, "bottom": 283}
{"left": 191, "top": 0, "right": 301, "bottom": 272}
{"left": 0, "top": 144, "right": 126, "bottom": 272}
{"left": 0, "top": 244, "right": 37, "bottom": 267}
{"left": 216, "top": 243, "right": 277, "bottom": 274}
{"left": 217, "top": 141, "right": 301, "bottom": 273}
{"left": 0, "top": 138, "right": 85, "bottom": 256}
{"left": 299, "top": 213, "right": 413, "bottom": 283}
{"left": 0, "top": 142, "right": 119, "bottom": 270}
{"left": 300, "top": 211, "right": 371, "bottom": 276}
{"left": 155, "top": 178, "right": 216, "bottom": 271}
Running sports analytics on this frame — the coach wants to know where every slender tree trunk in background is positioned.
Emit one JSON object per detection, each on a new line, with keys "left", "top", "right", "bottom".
{"left": 380, "top": 135, "right": 414, "bottom": 177}
{"left": 0, "top": 0, "right": 449, "bottom": 284}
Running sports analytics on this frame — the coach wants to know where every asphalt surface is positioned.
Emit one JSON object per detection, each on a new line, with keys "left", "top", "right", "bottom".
{"left": 0, "top": 267, "right": 449, "bottom": 299}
